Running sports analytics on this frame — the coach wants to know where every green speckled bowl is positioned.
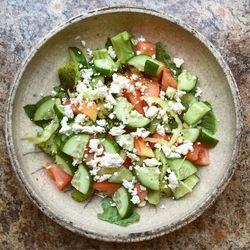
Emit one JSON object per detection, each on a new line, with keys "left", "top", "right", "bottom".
{"left": 5, "top": 7, "right": 242, "bottom": 242}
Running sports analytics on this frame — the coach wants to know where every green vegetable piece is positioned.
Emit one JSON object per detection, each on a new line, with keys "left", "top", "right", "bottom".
{"left": 166, "top": 86, "right": 176, "bottom": 99}
{"left": 111, "top": 31, "right": 134, "bottom": 63}
{"left": 115, "top": 134, "right": 134, "bottom": 152}
{"left": 68, "top": 47, "right": 88, "bottom": 67}
{"left": 149, "top": 118, "right": 161, "bottom": 134}
{"left": 199, "top": 110, "right": 217, "bottom": 134}
{"left": 144, "top": 58, "right": 164, "bottom": 77}
{"left": 147, "top": 190, "right": 161, "bottom": 205}
{"left": 23, "top": 104, "right": 37, "bottom": 120}
{"left": 25, "top": 120, "right": 59, "bottom": 144}
{"left": 198, "top": 128, "right": 219, "bottom": 147}
{"left": 181, "top": 93, "right": 198, "bottom": 109}
{"left": 127, "top": 54, "right": 151, "bottom": 71}
{"left": 58, "top": 62, "right": 80, "bottom": 91}
{"left": 114, "top": 97, "right": 133, "bottom": 122}
{"left": 108, "top": 167, "right": 133, "bottom": 183}
{"left": 38, "top": 133, "right": 58, "bottom": 156}
{"left": 97, "top": 197, "right": 140, "bottom": 226}
{"left": 55, "top": 153, "right": 77, "bottom": 176}
{"left": 182, "top": 128, "right": 200, "bottom": 143}
{"left": 99, "top": 137, "right": 120, "bottom": 154}
{"left": 177, "top": 70, "right": 197, "bottom": 91}
{"left": 155, "top": 42, "right": 181, "bottom": 77}
{"left": 71, "top": 189, "right": 93, "bottom": 202}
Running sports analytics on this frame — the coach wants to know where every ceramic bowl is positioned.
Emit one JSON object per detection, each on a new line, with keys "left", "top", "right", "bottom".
{"left": 5, "top": 7, "right": 242, "bottom": 242}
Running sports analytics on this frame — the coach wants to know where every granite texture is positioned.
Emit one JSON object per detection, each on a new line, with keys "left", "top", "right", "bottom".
{"left": 0, "top": 0, "right": 249, "bottom": 249}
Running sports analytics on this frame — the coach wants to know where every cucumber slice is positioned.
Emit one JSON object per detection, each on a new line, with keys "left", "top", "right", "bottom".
{"left": 127, "top": 54, "right": 151, "bottom": 71}
{"left": 177, "top": 70, "right": 197, "bottom": 91}
{"left": 33, "top": 98, "right": 56, "bottom": 121}
{"left": 149, "top": 118, "right": 161, "bottom": 134}
{"left": 173, "top": 174, "right": 199, "bottom": 199}
{"left": 169, "top": 158, "right": 197, "bottom": 180}
{"left": 181, "top": 93, "right": 198, "bottom": 109}
{"left": 183, "top": 102, "right": 211, "bottom": 125}
{"left": 55, "top": 153, "right": 77, "bottom": 176}
{"left": 154, "top": 149, "right": 168, "bottom": 181}
{"left": 115, "top": 134, "right": 134, "bottom": 151}
{"left": 126, "top": 115, "right": 150, "bottom": 129}
{"left": 114, "top": 97, "right": 133, "bottom": 122}
{"left": 71, "top": 164, "right": 92, "bottom": 194}
{"left": 113, "top": 187, "right": 134, "bottom": 218}
{"left": 68, "top": 47, "right": 88, "bottom": 67}
{"left": 182, "top": 128, "right": 200, "bottom": 142}
{"left": 97, "top": 168, "right": 118, "bottom": 175}
{"left": 199, "top": 110, "right": 217, "bottom": 134}
{"left": 144, "top": 58, "right": 164, "bottom": 77}
{"left": 198, "top": 128, "right": 219, "bottom": 147}
{"left": 62, "top": 134, "right": 90, "bottom": 158}
{"left": 108, "top": 167, "right": 133, "bottom": 183}
{"left": 94, "top": 58, "right": 119, "bottom": 76}
{"left": 99, "top": 138, "right": 120, "bottom": 153}
{"left": 53, "top": 99, "right": 65, "bottom": 120}
{"left": 147, "top": 190, "right": 161, "bottom": 205}
{"left": 135, "top": 166, "right": 160, "bottom": 191}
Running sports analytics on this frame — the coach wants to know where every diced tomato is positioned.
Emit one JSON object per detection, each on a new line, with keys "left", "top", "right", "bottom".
{"left": 123, "top": 157, "right": 132, "bottom": 168}
{"left": 134, "top": 137, "right": 155, "bottom": 158}
{"left": 149, "top": 133, "right": 172, "bottom": 148}
{"left": 186, "top": 142, "right": 210, "bottom": 166}
{"left": 124, "top": 89, "right": 146, "bottom": 115}
{"left": 134, "top": 182, "right": 148, "bottom": 201}
{"left": 93, "top": 181, "right": 121, "bottom": 196}
{"left": 161, "top": 67, "right": 177, "bottom": 91}
{"left": 45, "top": 162, "right": 72, "bottom": 190}
{"left": 136, "top": 41, "right": 156, "bottom": 56}
{"left": 142, "top": 81, "right": 160, "bottom": 97}
{"left": 71, "top": 100, "right": 97, "bottom": 121}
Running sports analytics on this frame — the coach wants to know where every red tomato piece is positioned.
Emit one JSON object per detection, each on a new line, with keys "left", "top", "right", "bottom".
{"left": 93, "top": 181, "right": 121, "bottom": 196}
{"left": 142, "top": 81, "right": 160, "bottom": 97}
{"left": 186, "top": 142, "right": 210, "bottom": 166}
{"left": 161, "top": 67, "right": 177, "bottom": 91}
{"left": 45, "top": 162, "right": 72, "bottom": 190}
{"left": 136, "top": 41, "right": 156, "bottom": 56}
{"left": 134, "top": 137, "right": 155, "bottom": 158}
{"left": 124, "top": 89, "right": 146, "bottom": 115}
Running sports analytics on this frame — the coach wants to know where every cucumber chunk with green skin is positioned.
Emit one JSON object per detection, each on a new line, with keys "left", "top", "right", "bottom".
{"left": 149, "top": 118, "right": 161, "bottom": 134}
{"left": 177, "top": 70, "right": 197, "bottom": 91}
{"left": 126, "top": 116, "right": 151, "bottom": 129}
{"left": 116, "top": 134, "right": 134, "bottom": 152}
{"left": 199, "top": 110, "right": 217, "bottom": 134}
{"left": 154, "top": 149, "right": 168, "bottom": 181}
{"left": 144, "top": 58, "right": 164, "bottom": 77}
{"left": 71, "top": 164, "right": 92, "bottom": 194}
{"left": 173, "top": 174, "right": 199, "bottom": 199}
{"left": 135, "top": 166, "right": 160, "bottom": 191}
{"left": 90, "top": 76, "right": 104, "bottom": 88}
{"left": 68, "top": 47, "right": 88, "bottom": 67}
{"left": 114, "top": 97, "right": 133, "bottom": 122}
{"left": 58, "top": 62, "right": 80, "bottom": 91}
{"left": 25, "top": 120, "right": 59, "bottom": 144}
{"left": 53, "top": 99, "right": 65, "bottom": 120}
{"left": 55, "top": 153, "right": 77, "bottom": 176}
{"left": 33, "top": 98, "right": 56, "bottom": 121}
{"left": 108, "top": 167, "right": 133, "bottom": 183}
{"left": 169, "top": 158, "right": 197, "bottom": 180}
{"left": 113, "top": 187, "right": 134, "bottom": 218}
{"left": 183, "top": 102, "right": 211, "bottom": 125}
{"left": 71, "top": 189, "right": 93, "bottom": 202}
{"left": 62, "top": 134, "right": 90, "bottom": 158}
{"left": 147, "top": 190, "right": 161, "bottom": 205}
{"left": 127, "top": 54, "right": 151, "bottom": 71}
{"left": 198, "top": 128, "right": 219, "bottom": 147}
{"left": 166, "top": 87, "right": 177, "bottom": 99}
{"left": 38, "top": 133, "right": 58, "bottom": 156}
{"left": 111, "top": 31, "right": 134, "bottom": 63}
{"left": 182, "top": 128, "right": 200, "bottom": 142}
{"left": 181, "top": 93, "right": 198, "bottom": 109}
{"left": 99, "top": 138, "right": 120, "bottom": 153}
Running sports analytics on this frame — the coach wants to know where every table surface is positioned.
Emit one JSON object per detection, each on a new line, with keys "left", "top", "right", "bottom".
{"left": 0, "top": 1, "right": 249, "bottom": 249}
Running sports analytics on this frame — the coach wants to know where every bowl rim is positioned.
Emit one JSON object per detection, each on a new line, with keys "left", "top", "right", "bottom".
{"left": 5, "top": 6, "right": 243, "bottom": 242}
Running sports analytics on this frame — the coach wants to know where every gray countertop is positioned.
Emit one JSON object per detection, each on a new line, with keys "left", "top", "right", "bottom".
{"left": 0, "top": 1, "right": 249, "bottom": 249}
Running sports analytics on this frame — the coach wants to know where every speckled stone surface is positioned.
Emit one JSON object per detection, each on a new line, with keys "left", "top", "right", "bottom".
{"left": 0, "top": 0, "right": 249, "bottom": 249}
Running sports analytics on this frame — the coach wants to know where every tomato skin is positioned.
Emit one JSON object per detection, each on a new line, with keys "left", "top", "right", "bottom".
{"left": 142, "top": 81, "right": 160, "bottom": 97}
{"left": 134, "top": 182, "right": 148, "bottom": 201}
{"left": 134, "top": 137, "right": 154, "bottom": 158}
{"left": 136, "top": 41, "right": 156, "bottom": 56}
{"left": 124, "top": 89, "right": 146, "bottom": 115}
{"left": 161, "top": 67, "right": 177, "bottom": 91}
{"left": 93, "top": 181, "right": 121, "bottom": 196}
{"left": 186, "top": 142, "right": 210, "bottom": 166}
{"left": 45, "top": 162, "right": 72, "bottom": 190}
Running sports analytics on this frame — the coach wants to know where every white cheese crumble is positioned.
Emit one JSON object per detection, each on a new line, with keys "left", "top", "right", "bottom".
{"left": 109, "top": 124, "right": 126, "bottom": 136}
{"left": 126, "top": 152, "right": 140, "bottom": 162}
{"left": 160, "top": 91, "right": 166, "bottom": 100}
{"left": 108, "top": 113, "right": 115, "bottom": 119}
{"left": 107, "top": 46, "right": 116, "bottom": 59}
{"left": 110, "top": 73, "right": 134, "bottom": 94}
{"left": 166, "top": 169, "right": 179, "bottom": 189}
{"left": 137, "top": 36, "right": 146, "bottom": 42}
{"left": 63, "top": 104, "right": 74, "bottom": 118}
{"left": 143, "top": 158, "right": 162, "bottom": 167}
{"left": 86, "top": 48, "right": 93, "bottom": 58}
{"left": 144, "top": 106, "right": 159, "bottom": 118}
{"left": 51, "top": 90, "right": 57, "bottom": 96}
{"left": 71, "top": 124, "right": 105, "bottom": 134}
{"left": 173, "top": 57, "right": 184, "bottom": 68}
{"left": 89, "top": 139, "right": 104, "bottom": 156}
{"left": 172, "top": 141, "right": 193, "bottom": 155}
{"left": 96, "top": 119, "right": 107, "bottom": 127}
{"left": 59, "top": 117, "right": 71, "bottom": 134}
{"left": 116, "top": 135, "right": 132, "bottom": 149}
{"left": 195, "top": 87, "right": 203, "bottom": 98}
{"left": 136, "top": 51, "right": 142, "bottom": 55}
{"left": 174, "top": 90, "right": 186, "bottom": 102}
{"left": 156, "top": 124, "right": 165, "bottom": 136}
{"left": 122, "top": 178, "right": 140, "bottom": 205}
{"left": 131, "top": 128, "right": 150, "bottom": 138}
{"left": 74, "top": 114, "right": 86, "bottom": 124}
{"left": 72, "top": 158, "right": 82, "bottom": 166}
{"left": 130, "top": 74, "right": 139, "bottom": 81}
{"left": 168, "top": 101, "right": 185, "bottom": 114}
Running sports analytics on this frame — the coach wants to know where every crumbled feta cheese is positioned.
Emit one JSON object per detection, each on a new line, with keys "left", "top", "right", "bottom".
{"left": 166, "top": 169, "right": 179, "bottom": 189}
{"left": 94, "top": 174, "right": 112, "bottom": 182}
{"left": 89, "top": 139, "right": 104, "bottom": 156}
{"left": 137, "top": 36, "right": 146, "bottom": 42}
{"left": 143, "top": 158, "right": 162, "bottom": 167}
{"left": 72, "top": 158, "right": 82, "bottom": 166}
{"left": 195, "top": 87, "right": 202, "bottom": 98}
{"left": 110, "top": 73, "right": 134, "bottom": 94}
{"left": 96, "top": 119, "right": 107, "bottom": 127}
{"left": 168, "top": 101, "right": 185, "bottom": 114}
{"left": 144, "top": 106, "right": 159, "bottom": 118}
{"left": 59, "top": 117, "right": 71, "bottom": 134}
{"left": 103, "top": 102, "right": 113, "bottom": 110}
{"left": 122, "top": 178, "right": 141, "bottom": 204}
{"left": 160, "top": 91, "right": 166, "bottom": 100}
{"left": 108, "top": 113, "right": 115, "bottom": 119}
{"left": 174, "top": 90, "right": 186, "bottom": 102}
{"left": 51, "top": 90, "right": 57, "bottom": 96}
{"left": 131, "top": 128, "right": 150, "bottom": 138}
{"left": 63, "top": 104, "right": 74, "bottom": 118}
{"left": 126, "top": 152, "right": 140, "bottom": 162}
{"left": 136, "top": 51, "right": 142, "bottom": 55}
{"left": 109, "top": 124, "right": 126, "bottom": 136}
{"left": 116, "top": 135, "right": 132, "bottom": 149}
{"left": 71, "top": 125, "right": 105, "bottom": 134}
{"left": 131, "top": 195, "right": 140, "bottom": 204}
{"left": 110, "top": 202, "right": 116, "bottom": 207}
{"left": 173, "top": 57, "right": 184, "bottom": 68}
{"left": 75, "top": 114, "right": 86, "bottom": 124}
{"left": 151, "top": 54, "right": 156, "bottom": 59}
{"left": 130, "top": 74, "right": 139, "bottom": 81}
{"left": 156, "top": 124, "right": 165, "bottom": 136}
{"left": 173, "top": 141, "right": 193, "bottom": 155}
{"left": 86, "top": 48, "right": 93, "bottom": 58}
{"left": 107, "top": 46, "right": 116, "bottom": 59}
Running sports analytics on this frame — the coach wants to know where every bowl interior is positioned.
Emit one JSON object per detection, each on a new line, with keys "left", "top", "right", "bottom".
{"left": 9, "top": 10, "right": 238, "bottom": 241}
